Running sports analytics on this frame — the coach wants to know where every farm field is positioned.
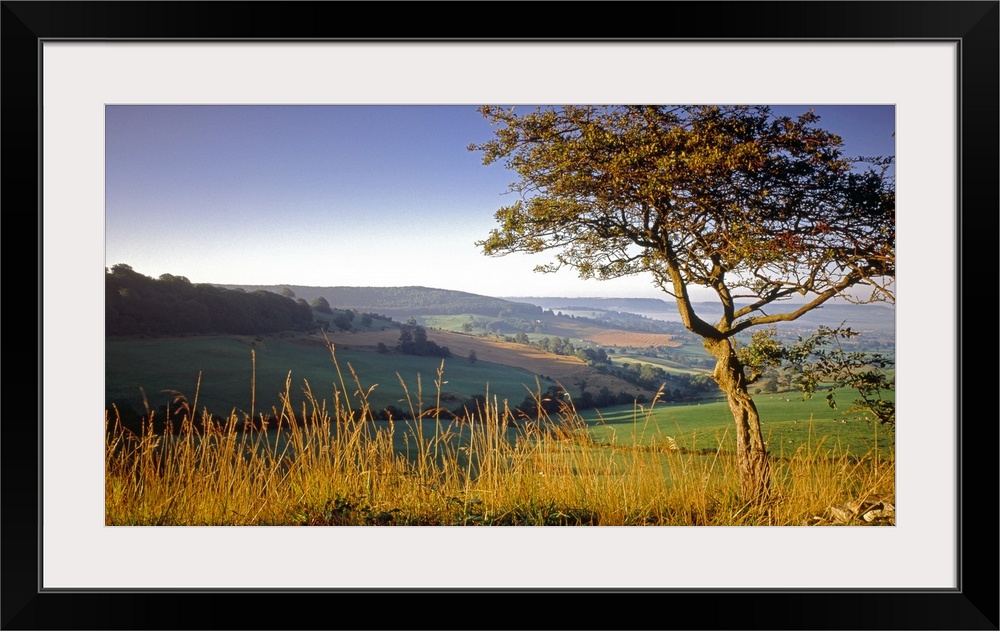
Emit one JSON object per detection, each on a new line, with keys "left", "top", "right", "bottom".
{"left": 580, "top": 391, "right": 895, "bottom": 457}
{"left": 609, "top": 353, "right": 709, "bottom": 376}
{"left": 107, "top": 325, "right": 892, "bottom": 454}
{"left": 105, "top": 330, "right": 656, "bottom": 421}
{"left": 106, "top": 334, "right": 542, "bottom": 419}
{"left": 418, "top": 312, "right": 682, "bottom": 349}
{"left": 313, "top": 327, "right": 662, "bottom": 399}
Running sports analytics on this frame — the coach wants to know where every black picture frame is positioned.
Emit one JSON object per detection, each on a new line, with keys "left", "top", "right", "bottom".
{"left": 6, "top": 2, "right": 997, "bottom": 629}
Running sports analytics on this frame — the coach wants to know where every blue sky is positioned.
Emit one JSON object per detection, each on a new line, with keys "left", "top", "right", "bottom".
{"left": 105, "top": 104, "right": 894, "bottom": 300}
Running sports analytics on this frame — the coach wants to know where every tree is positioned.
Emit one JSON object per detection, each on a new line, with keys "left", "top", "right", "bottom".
{"left": 310, "top": 296, "right": 333, "bottom": 314}
{"left": 398, "top": 321, "right": 451, "bottom": 357}
{"left": 470, "top": 105, "right": 894, "bottom": 502}
{"left": 332, "top": 311, "right": 352, "bottom": 331}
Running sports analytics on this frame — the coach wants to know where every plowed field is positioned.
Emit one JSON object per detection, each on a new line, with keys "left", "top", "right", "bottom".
{"left": 522, "top": 318, "right": 682, "bottom": 349}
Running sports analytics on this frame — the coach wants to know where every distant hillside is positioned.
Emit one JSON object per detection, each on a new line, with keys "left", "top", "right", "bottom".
{"left": 219, "top": 285, "right": 544, "bottom": 319}
{"left": 511, "top": 296, "right": 895, "bottom": 336}
{"left": 510, "top": 297, "right": 675, "bottom": 313}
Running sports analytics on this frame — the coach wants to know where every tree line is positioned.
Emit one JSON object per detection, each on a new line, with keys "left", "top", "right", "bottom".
{"left": 106, "top": 264, "right": 317, "bottom": 336}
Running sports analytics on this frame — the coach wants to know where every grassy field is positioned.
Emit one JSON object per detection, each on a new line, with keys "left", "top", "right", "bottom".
{"left": 107, "top": 332, "right": 893, "bottom": 456}
{"left": 416, "top": 313, "right": 484, "bottom": 331}
{"left": 609, "top": 352, "right": 710, "bottom": 376}
{"left": 580, "top": 391, "right": 895, "bottom": 458}
{"left": 106, "top": 334, "right": 556, "bottom": 420}
{"left": 419, "top": 312, "right": 682, "bottom": 349}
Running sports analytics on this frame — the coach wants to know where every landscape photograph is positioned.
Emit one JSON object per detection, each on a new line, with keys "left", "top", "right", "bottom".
{"left": 105, "top": 103, "right": 896, "bottom": 527}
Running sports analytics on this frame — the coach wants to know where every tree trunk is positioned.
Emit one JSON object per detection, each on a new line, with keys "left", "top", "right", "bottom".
{"left": 704, "top": 337, "right": 770, "bottom": 503}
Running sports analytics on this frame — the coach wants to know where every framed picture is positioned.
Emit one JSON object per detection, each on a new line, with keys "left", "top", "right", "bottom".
{"left": 9, "top": 2, "right": 997, "bottom": 629}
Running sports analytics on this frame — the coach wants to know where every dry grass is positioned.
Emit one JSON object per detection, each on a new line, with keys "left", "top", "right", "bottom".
{"left": 105, "top": 340, "right": 894, "bottom": 526}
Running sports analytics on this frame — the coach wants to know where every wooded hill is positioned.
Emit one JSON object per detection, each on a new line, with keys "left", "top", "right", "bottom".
{"left": 106, "top": 265, "right": 317, "bottom": 336}
{"left": 217, "top": 284, "right": 687, "bottom": 339}
{"left": 220, "top": 284, "right": 544, "bottom": 319}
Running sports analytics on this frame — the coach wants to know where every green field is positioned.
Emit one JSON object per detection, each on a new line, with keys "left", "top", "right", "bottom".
{"left": 106, "top": 334, "right": 556, "bottom": 419}
{"left": 610, "top": 352, "right": 710, "bottom": 376}
{"left": 107, "top": 333, "right": 894, "bottom": 462}
{"left": 418, "top": 313, "right": 594, "bottom": 349}
{"left": 580, "top": 390, "right": 895, "bottom": 457}
{"left": 417, "top": 314, "right": 482, "bottom": 331}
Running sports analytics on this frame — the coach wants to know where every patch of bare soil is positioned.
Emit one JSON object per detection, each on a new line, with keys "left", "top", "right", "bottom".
{"left": 585, "top": 330, "right": 682, "bottom": 348}
{"left": 535, "top": 318, "right": 682, "bottom": 348}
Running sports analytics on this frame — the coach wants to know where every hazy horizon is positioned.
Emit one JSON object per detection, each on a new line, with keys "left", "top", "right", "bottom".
{"left": 186, "top": 275, "right": 890, "bottom": 311}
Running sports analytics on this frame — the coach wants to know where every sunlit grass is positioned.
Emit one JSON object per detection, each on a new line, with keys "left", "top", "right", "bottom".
{"left": 105, "top": 340, "right": 895, "bottom": 526}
